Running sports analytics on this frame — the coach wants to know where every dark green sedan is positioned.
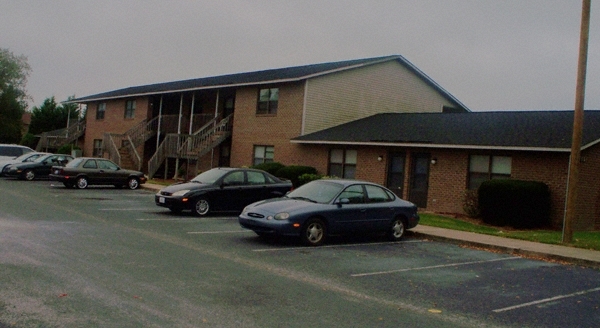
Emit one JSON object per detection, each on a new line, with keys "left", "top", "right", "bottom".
{"left": 4, "top": 154, "right": 73, "bottom": 181}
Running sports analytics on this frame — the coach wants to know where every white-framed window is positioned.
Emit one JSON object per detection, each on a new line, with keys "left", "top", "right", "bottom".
{"left": 253, "top": 145, "right": 274, "bottom": 165}
{"left": 328, "top": 149, "right": 357, "bottom": 179}
{"left": 468, "top": 155, "right": 512, "bottom": 189}
{"left": 256, "top": 88, "right": 278, "bottom": 115}
{"left": 125, "top": 100, "right": 136, "bottom": 119}
{"left": 96, "top": 103, "right": 106, "bottom": 120}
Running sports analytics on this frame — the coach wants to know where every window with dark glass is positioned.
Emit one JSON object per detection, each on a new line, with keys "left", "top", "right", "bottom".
{"left": 96, "top": 103, "right": 106, "bottom": 120}
{"left": 125, "top": 100, "right": 136, "bottom": 119}
{"left": 253, "top": 145, "right": 274, "bottom": 165}
{"left": 468, "top": 155, "right": 512, "bottom": 189}
{"left": 328, "top": 149, "right": 357, "bottom": 179}
{"left": 256, "top": 88, "right": 278, "bottom": 114}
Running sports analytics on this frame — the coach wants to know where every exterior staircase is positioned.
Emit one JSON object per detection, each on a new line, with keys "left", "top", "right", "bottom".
{"left": 148, "top": 114, "right": 233, "bottom": 179}
{"left": 36, "top": 120, "right": 86, "bottom": 152}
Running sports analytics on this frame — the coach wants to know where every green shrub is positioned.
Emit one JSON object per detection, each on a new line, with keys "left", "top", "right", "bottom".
{"left": 298, "top": 173, "right": 323, "bottom": 186}
{"left": 251, "top": 162, "right": 285, "bottom": 175}
{"left": 478, "top": 179, "right": 551, "bottom": 229}
{"left": 275, "top": 165, "right": 318, "bottom": 187}
{"left": 462, "top": 189, "right": 480, "bottom": 218}
{"left": 56, "top": 144, "right": 81, "bottom": 155}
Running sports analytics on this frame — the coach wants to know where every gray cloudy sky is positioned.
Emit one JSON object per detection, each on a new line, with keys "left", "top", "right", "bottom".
{"left": 2, "top": 0, "right": 599, "bottom": 111}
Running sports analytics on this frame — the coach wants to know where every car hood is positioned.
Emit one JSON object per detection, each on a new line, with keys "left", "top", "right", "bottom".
{"left": 244, "top": 197, "right": 320, "bottom": 215}
{"left": 160, "top": 181, "right": 213, "bottom": 193}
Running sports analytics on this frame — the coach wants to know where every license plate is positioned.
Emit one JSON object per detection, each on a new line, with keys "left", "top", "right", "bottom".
{"left": 159, "top": 197, "right": 165, "bottom": 203}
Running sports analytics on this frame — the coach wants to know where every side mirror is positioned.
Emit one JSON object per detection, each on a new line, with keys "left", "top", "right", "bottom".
{"left": 336, "top": 198, "right": 350, "bottom": 206}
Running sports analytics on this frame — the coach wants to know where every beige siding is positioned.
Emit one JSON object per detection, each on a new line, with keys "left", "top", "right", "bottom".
{"left": 303, "top": 61, "right": 456, "bottom": 134}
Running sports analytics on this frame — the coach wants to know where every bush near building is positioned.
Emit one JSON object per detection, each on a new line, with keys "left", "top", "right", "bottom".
{"left": 478, "top": 179, "right": 551, "bottom": 229}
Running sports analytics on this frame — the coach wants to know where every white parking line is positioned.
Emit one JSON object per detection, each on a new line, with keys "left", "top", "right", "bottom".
{"left": 187, "top": 230, "right": 252, "bottom": 234}
{"left": 351, "top": 256, "right": 520, "bottom": 277}
{"left": 492, "top": 287, "right": 600, "bottom": 313}
{"left": 137, "top": 218, "right": 199, "bottom": 221}
{"left": 252, "top": 240, "right": 427, "bottom": 252}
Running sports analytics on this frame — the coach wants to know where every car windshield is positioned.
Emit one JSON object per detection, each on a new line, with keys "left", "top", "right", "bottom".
{"left": 14, "top": 153, "right": 38, "bottom": 161}
{"left": 34, "top": 155, "right": 53, "bottom": 162}
{"left": 191, "top": 168, "right": 230, "bottom": 184}
{"left": 286, "top": 180, "right": 344, "bottom": 204}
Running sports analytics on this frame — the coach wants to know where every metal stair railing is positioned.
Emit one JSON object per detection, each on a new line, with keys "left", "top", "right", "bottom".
{"left": 103, "top": 133, "right": 121, "bottom": 165}
{"left": 36, "top": 120, "right": 86, "bottom": 151}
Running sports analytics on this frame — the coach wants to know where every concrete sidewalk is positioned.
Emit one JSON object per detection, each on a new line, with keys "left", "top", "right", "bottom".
{"left": 411, "top": 225, "right": 600, "bottom": 269}
{"left": 142, "top": 183, "right": 600, "bottom": 269}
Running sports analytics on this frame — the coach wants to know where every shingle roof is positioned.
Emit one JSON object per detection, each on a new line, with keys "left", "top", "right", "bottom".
{"left": 70, "top": 55, "right": 469, "bottom": 111}
{"left": 291, "top": 111, "right": 600, "bottom": 152}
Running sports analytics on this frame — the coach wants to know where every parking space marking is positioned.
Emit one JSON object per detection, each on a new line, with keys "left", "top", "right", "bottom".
{"left": 252, "top": 240, "right": 427, "bottom": 252}
{"left": 351, "top": 256, "right": 520, "bottom": 277}
{"left": 137, "top": 218, "right": 200, "bottom": 221}
{"left": 187, "top": 230, "right": 252, "bottom": 234}
{"left": 492, "top": 286, "right": 600, "bottom": 313}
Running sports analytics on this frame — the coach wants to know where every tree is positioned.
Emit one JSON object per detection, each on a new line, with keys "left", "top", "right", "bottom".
{"left": 29, "top": 96, "right": 81, "bottom": 135}
{"left": 0, "top": 48, "right": 31, "bottom": 143}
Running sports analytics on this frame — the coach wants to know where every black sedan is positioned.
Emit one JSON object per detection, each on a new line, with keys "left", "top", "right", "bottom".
{"left": 155, "top": 167, "right": 293, "bottom": 216}
{"left": 49, "top": 157, "right": 147, "bottom": 189}
{"left": 0, "top": 152, "right": 49, "bottom": 176}
{"left": 238, "top": 179, "right": 420, "bottom": 246}
{"left": 4, "top": 154, "right": 74, "bottom": 181}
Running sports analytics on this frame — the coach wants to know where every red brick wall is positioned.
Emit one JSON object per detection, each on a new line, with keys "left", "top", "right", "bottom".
{"left": 578, "top": 146, "right": 600, "bottom": 229}
{"left": 230, "top": 82, "right": 307, "bottom": 167}
{"left": 83, "top": 97, "right": 150, "bottom": 157}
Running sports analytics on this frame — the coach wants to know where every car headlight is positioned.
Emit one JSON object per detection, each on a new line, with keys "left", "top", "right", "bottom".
{"left": 273, "top": 212, "right": 290, "bottom": 220}
{"left": 172, "top": 189, "right": 190, "bottom": 196}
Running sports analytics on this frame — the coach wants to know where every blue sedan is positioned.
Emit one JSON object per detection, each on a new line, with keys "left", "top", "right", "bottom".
{"left": 238, "top": 179, "right": 419, "bottom": 246}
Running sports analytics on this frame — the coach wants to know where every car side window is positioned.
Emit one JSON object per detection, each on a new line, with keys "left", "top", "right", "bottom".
{"left": 365, "top": 185, "right": 391, "bottom": 203}
{"left": 83, "top": 159, "right": 97, "bottom": 169}
{"left": 223, "top": 171, "right": 245, "bottom": 186}
{"left": 338, "top": 185, "right": 365, "bottom": 204}
{"left": 247, "top": 171, "right": 267, "bottom": 185}
{"left": 98, "top": 160, "right": 118, "bottom": 170}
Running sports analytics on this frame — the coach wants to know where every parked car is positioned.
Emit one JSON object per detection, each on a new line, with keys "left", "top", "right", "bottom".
{"left": 0, "top": 144, "right": 34, "bottom": 161}
{"left": 155, "top": 167, "right": 293, "bottom": 216}
{"left": 0, "top": 152, "right": 49, "bottom": 176}
{"left": 238, "top": 179, "right": 420, "bottom": 246}
{"left": 4, "top": 154, "right": 73, "bottom": 180}
{"left": 49, "top": 157, "right": 147, "bottom": 189}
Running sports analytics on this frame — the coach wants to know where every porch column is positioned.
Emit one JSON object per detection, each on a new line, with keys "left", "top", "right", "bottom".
{"left": 156, "top": 95, "right": 163, "bottom": 151}
{"left": 174, "top": 93, "right": 184, "bottom": 179}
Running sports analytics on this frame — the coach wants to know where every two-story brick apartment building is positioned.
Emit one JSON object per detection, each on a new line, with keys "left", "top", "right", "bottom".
{"left": 69, "top": 55, "right": 600, "bottom": 230}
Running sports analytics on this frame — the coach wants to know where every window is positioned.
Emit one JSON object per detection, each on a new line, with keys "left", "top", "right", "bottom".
{"left": 247, "top": 171, "right": 267, "bottom": 185}
{"left": 365, "top": 185, "right": 392, "bottom": 203}
{"left": 96, "top": 103, "right": 106, "bottom": 120}
{"left": 468, "top": 155, "right": 512, "bottom": 189}
{"left": 83, "top": 159, "right": 98, "bottom": 169}
{"left": 338, "top": 184, "right": 365, "bottom": 204}
{"left": 98, "top": 159, "right": 118, "bottom": 170}
{"left": 253, "top": 145, "right": 274, "bottom": 165}
{"left": 328, "top": 149, "right": 357, "bottom": 179}
{"left": 125, "top": 100, "right": 136, "bottom": 119}
{"left": 93, "top": 139, "right": 103, "bottom": 157}
{"left": 257, "top": 88, "right": 278, "bottom": 114}
{"left": 223, "top": 171, "right": 245, "bottom": 186}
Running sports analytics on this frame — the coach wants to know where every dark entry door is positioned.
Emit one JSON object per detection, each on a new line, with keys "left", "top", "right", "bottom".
{"left": 386, "top": 152, "right": 405, "bottom": 197}
{"left": 409, "top": 153, "right": 430, "bottom": 208}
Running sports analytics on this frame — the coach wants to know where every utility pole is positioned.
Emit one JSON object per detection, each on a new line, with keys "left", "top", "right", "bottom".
{"left": 564, "top": 0, "right": 591, "bottom": 243}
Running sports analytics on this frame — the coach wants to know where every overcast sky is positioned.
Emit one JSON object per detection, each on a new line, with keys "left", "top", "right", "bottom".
{"left": 2, "top": 0, "right": 599, "bottom": 112}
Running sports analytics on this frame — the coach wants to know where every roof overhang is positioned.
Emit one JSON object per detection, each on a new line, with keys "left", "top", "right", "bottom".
{"left": 289, "top": 139, "right": 596, "bottom": 153}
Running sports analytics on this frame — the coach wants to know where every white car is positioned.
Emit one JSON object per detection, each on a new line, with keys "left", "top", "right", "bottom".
{"left": 0, "top": 152, "right": 49, "bottom": 176}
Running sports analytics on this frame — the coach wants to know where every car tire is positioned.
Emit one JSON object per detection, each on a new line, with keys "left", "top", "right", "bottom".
{"left": 388, "top": 217, "right": 406, "bottom": 241}
{"left": 301, "top": 218, "right": 327, "bottom": 246}
{"left": 127, "top": 177, "right": 140, "bottom": 190}
{"left": 76, "top": 176, "right": 89, "bottom": 189}
{"left": 24, "top": 169, "right": 35, "bottom": 181}
{"left": 193, "top": 199, "right": 210, "bottom": 216}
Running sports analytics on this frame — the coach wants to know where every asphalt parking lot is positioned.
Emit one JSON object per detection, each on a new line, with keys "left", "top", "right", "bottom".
{"left": 0, "top": 179, "right": 598, "bottom": 327}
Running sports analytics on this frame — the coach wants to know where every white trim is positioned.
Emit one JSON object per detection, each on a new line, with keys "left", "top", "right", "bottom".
{"left": 301, "top": 79, "right": 309, "bottom": 135}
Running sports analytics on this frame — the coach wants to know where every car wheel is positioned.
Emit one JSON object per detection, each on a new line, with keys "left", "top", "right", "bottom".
{"left": 127, "top": 177, "right": 140, "bottom": 190}
{"left": 24, "top": 169, "right": 35, "bottom": 181}
{"left": 193, "top": 199, "right": 210, "bottom": 216}
{"left": 388, "top": 217, "right": 406, "bottom": 241}
{"left": 76, "top": 176, "right": 89, "bottom": 189}
{"left": 301, "top": 218, "right": 326, "bottom": 246}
